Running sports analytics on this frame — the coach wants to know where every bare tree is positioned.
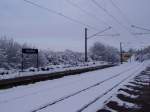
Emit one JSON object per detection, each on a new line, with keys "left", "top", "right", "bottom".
{"left": 89, "top": 42, "right": 119, "bottom": 63}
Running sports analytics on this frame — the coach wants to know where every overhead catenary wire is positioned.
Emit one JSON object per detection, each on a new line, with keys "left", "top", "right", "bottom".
{"left": 108, "top": 0, "right": 149, "bottom": 37}
{"left": 65, "top": 0, "right": 111, "bottom": 28}
{"left": 131, "top": 25, "right": 150, "bottom": 32}
{"left": 108, "top": 0, "right": 132, "bottom": 25}
{"left": 87, "top": 26, "right": 111, "bottom": 39}
{"left": 23, "top": 0, "right": 99, "bottom": 31}
{"left": 108, "top": 0, "right": 150, "bottom": 35}
{"left": 96, "top": 33, "right": 120, "bottom": 37}
{"left": 132, "top": 32, "right": 150, "bottom": 35}
{"left": 91, "top": 0, "right": 141, "bottom": 42}
{"left": 91, "top": 0, "right": 126, "bottom": 28}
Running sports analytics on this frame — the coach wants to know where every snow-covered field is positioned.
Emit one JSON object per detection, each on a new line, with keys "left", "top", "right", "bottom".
{"left": 0, "top": 61, "right": 149, "bottom": 112}
{"left": 0, "top": 61, "right": 108, "bottom": 80}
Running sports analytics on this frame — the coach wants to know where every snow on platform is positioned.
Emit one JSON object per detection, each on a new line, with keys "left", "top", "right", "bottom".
{"left": 0, "top": 61, "right": 108, "bottom": 80}
{"left": 0, "top": 61, "right": 149, "bottom": 112}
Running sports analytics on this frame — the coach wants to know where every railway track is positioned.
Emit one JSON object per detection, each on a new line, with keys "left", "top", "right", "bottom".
{"left": 77, "top": 65, "right": 143, "bottom": 112}
{"left": 31, "top": 64, "right": 141, "bottom": 112}
{"left": 0, "top": 64, "right": 134, "bottom": 105}
{"left": 97, "top": 65, "right": 150, "bottom": 112}
{"left": 0, "top": 62, "right": 146, "bottom": 112}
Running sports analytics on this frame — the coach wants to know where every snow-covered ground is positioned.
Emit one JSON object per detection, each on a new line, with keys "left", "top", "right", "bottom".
{"left": 0, "top": 61, "right": 108, "bottom": 80}
{"left": 0, "top": 61, "right": 149, "bottom": 112}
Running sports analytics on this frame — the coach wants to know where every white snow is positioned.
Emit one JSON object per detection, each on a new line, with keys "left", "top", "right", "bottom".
{"left": 118, "top": 90, "right": 139, "bottom": 99}
{"left": 109, "top": 95, "right": 136, "bottom": 108}
{"left": 0, "top": 61, "right": 108, "bottom": 80}
{"left": 0, "top": 61, "right": 149, "bottom": 112}
{"left": 103, "top": 106, "right": 117, "bottom": 112}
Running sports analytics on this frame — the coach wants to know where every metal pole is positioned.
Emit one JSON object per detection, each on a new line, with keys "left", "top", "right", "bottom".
{"left": 140, "top": 48, "right": 143, "bottom": 62}
{"left": 85, "top": 28, "right": 88, "bottom": 62}
{"left": 120, "top": 42, "right": 123, "bottom": 64}
{"left": 37, "top": 52, "right": 39, "bottom": 71}
{"left": 21, "top": 51, "right": 23, "bottom": 72}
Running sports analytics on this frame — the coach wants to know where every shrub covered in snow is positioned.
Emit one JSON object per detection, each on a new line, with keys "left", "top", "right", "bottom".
{"left": 0, "top": 36, "right": 48, "bottom": 69}
{"left": 0, "top": 36, "right": 119, "bottom": 70}
{"left": 89, "top": 42, "right": 120, "bottom": 63}
{"left": 135, "top": 46, "right": 150, "bottom": 61}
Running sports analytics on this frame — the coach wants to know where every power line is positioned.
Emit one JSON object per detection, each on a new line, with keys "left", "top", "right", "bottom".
{"left": 108, "top": 0, "right": 132, "bottom": 25}
{"left": 87, "top": 26, "right": 111, "bottom": 39}
{"left": 96, "top": 33, "right": 120, "bottom": 37}
{"left": 131, "top": 25, "right": 150, "bottom": 32}
{"left": 109, "top": 0, "right": 150, "bottom": 37}
{"left": 132, "top": 32, "right": 150, "bottom": 35}
{"left": 23, "top": 0, "right": 99, "bottom": 31}
{"left": 107, "top": 0, "right": 139, "bottom": 36}
{"left": 65, "top": 0, "right": 111, "bottom": 27}
{"left": 91, "top": 0, "right": 139, "bottom": 40}
{"left": 91, "top": 0, "right": 124, "bottom": 27}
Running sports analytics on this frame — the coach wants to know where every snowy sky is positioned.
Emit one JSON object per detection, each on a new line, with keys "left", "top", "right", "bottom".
{"left": 0, "top": 0, "right": 150, "bottom": 52}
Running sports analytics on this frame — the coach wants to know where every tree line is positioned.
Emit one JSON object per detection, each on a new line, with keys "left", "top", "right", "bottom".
{"left": 135, "top": 46, "right": 150, "bottom": 61}
{"left": 0, "top": 36, "right": 120, "bottom": 70}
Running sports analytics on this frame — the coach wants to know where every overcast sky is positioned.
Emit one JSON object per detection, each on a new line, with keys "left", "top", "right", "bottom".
{"left": 0, "top": 0, "right": 150, "bottom": 52}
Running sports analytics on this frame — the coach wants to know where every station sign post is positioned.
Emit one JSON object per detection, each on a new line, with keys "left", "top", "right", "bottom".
{"left": 21, "top": 48, "right": 39, "bottom": 72}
